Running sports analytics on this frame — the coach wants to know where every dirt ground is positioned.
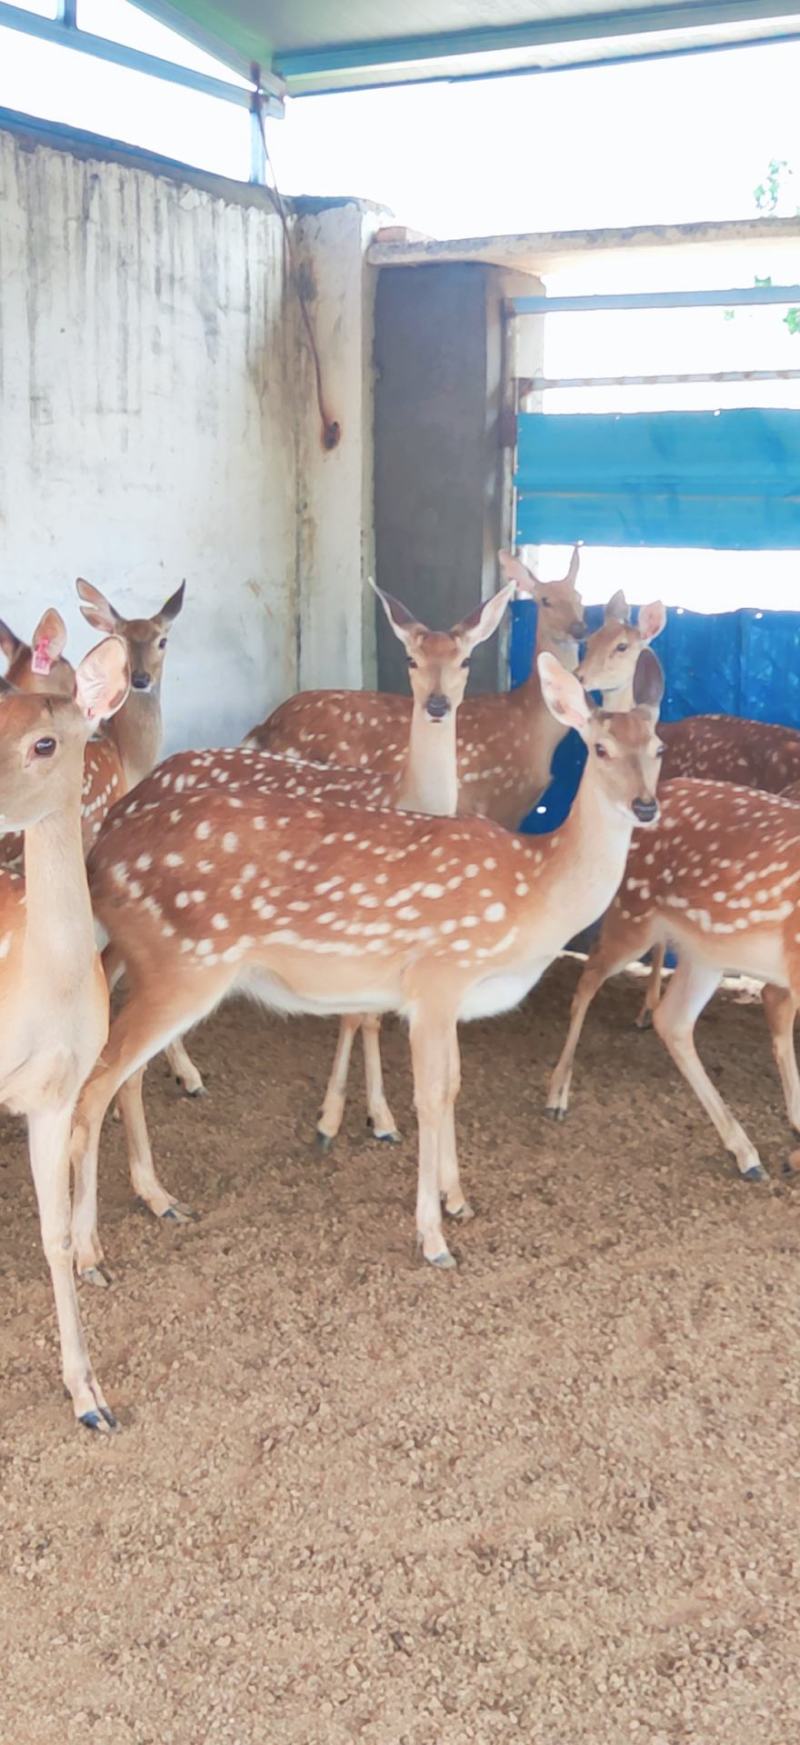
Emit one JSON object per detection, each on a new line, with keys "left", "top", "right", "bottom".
{"left": 1, "top": 956, "right": 799, "bottom": 1745}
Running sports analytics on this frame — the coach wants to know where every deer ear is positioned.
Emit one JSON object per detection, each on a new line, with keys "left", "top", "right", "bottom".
{"left": 76, "top": 578, "right": 121, "bottom": 635}
{"left": 637, "top": 600, "right": 666, "bottom": 644}
{"left": 369, "top": 578, "right": 422, "bottom": 646}
{"left": 604, "top": 588, "right": 629, "bottom": 624}
{"left": 538, "top": 652, "right": 592, "bottom": 734}
{"left": 454, "top": 582, "right": 515, "bottom": 650}
{"left": 157, "top": 580, "right": 186, "bottom": 625}
{"left": 73, "top": 636, "right": 130, "bottom": 724}
{"left": 498, "top": 550, "right": 538, "bottom": 596}
{"left": 0, "top": 620, "right": 22, "bottom": 667}
{"left": 633, "top": 647, "right": 665, "bottom": 718}
{"left": 30, "top": 608, "right": 67, "bottom": 675}
{"left": 566, "top": 545, "right": 581, "bottom": 584}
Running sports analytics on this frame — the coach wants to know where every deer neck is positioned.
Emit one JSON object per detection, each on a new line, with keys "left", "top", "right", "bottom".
{"left": 106, "top": 687, "right": 163, "bottom": 789}
{"left": 22, "top": 791, "right": 95, "bottom": 989}
{"left": 396, "top": 704, "right": 459, "bottom": 817}
{"left": 545, "top": 758, "right": 637, "bottom": 919}
{"left": 600, "top": 677, "right": 636, "bottom": 712}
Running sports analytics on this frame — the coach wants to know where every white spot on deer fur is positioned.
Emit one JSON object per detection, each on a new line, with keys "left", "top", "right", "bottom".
{"left": 165, "top": 852, "right": 183, "bottom": 868}
{"left": 222, "top": 832, "right": 238, "bottom": 853}
{"left": 136, "top": 853, "right": 152, "bottom": 871}
{"left": 211, "top": 913, "right": 229, "bottom": 931}
{"left": 195, "top": 939, "right": 213, "bottom": 956}
{"left": 422, "top": 883, "right": 445, "bottom": 899}
{"left": 484, "top": 902, "right": 506, "bottom": 922}
{"left": 195, "top": 820, "right": 211, "bottom": 841}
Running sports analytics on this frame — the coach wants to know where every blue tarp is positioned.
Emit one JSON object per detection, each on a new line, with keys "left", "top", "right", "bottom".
{"left": 509, "top": 598, "right": 800, "bottom": 833}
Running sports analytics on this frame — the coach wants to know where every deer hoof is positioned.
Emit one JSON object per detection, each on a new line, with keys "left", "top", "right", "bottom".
{"left": 544, "top": 1104, "right": 566, "bottom": 1122}
{"left": 79, "top": 1405, "right": 119, "bottom": 1434}
{"left": 160, "top": 1201, "right": 197, "bottom": 1223}
{"left": 315, "top": 1129, "right": 334, "bottom": 1153}
{"left": 446, "top": 1199, "right": 475, "bottom": 1224}
{"left": 742, "top": 1163, "right": 768, "bottom": 1183}
{"left": 79, "top": 1263, "right": 113, "bottom": 1289}
{"left": 427, "top": 1249, "right": 457, "bottom": 1269}
{"left": 634, "top": 1010, "right": 653, "bottom": 1031}
{"left": 370, "top": 1126, "right": 402, "bottom": 1145}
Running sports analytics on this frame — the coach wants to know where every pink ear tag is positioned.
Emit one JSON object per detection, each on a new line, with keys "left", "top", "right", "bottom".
{"left": 31, "top": 638, "right": 53, "bottom": 676}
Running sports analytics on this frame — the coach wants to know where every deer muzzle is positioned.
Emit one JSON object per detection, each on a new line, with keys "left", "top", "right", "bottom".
{"left": 425, "top": 694, "right": 451, "bottom": 721}
{"left": 631, "top": 796, "right": 659, "bottom": 825}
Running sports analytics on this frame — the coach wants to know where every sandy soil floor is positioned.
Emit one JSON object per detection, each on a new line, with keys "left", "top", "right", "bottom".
{"left": 1, "top": 956, "right": 799, "bottom": 1745}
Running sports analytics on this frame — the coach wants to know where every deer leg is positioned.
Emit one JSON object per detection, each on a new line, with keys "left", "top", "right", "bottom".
{"left": 546, "top": 918, "right": 657, "bottom": 1119}
{"left": 316, "top": 1015, "right": 360, "bottom": 1149}
{"left": 438, "top": 1030, "right": 473, "bottom": 1223}
{"left": 28, "top": 1103, "right": 116, "bottom": 1431}
{"left": 409, "top": 1006, "right": 460, "bottom": 1267}
{"left": 165, "top": 1036, "right": 206, "bottom": 1098}
{"left": 361, "top": 1015, "right": 401, "bottom": 1143}
{"left": 652, "top": 955, "right": 767, "bottom": 1181}
{"left": 71, "top": 972, "right": 229, "bottom": 1273}
{"left": 636, "top": 942, "right": 666, "bottom": 1030}
{"left": 761, "top": 983, "right": 800, "bottom": 1132}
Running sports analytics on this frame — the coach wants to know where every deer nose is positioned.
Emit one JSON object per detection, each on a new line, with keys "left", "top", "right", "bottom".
{"left": 632, "top": 796, "right": 659, "bottom": 824}
{"left": 571, "top": 619, "right": 589, "bottom": 640}
{"left": 131, "top": 670, "right": 151, "bottom": 691}
{"left": 425, "top": 694, "right": 451, "bottom": 721}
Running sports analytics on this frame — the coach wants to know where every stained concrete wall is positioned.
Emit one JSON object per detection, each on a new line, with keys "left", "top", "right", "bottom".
{"left": 0, "top": 116, "right": 384, "bottom": 752}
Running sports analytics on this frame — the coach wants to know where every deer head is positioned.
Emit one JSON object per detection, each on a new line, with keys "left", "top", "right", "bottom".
{"left": 576, "top": 593, "right": 666, "bottom": 701}
{"left": 0, "top": 638, "right": 129, "bottom": 831}
{"left": 499, "top": 547, "right": 588, "bottom": 646}
{"left": 373, "top": 581, "right": 514, "bottom": 722}
{"left": 538, "top": 645, "right": 665, "bottom": 825}
{"left": 0, "top": 609, "right": 74, "bottom": 697}
{"left": 76, "top": 578, "right": 185, "bottom": 696}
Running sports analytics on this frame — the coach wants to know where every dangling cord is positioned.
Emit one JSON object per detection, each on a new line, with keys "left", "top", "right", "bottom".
{"left": 252, "top": 82, "right": 341, "bottom": 452}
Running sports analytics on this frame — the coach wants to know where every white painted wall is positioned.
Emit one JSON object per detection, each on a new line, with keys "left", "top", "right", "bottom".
{"left": 0, "top": 122, "right": 382, "bottom": 754}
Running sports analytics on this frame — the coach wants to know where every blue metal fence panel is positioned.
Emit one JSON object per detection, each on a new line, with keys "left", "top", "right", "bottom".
{"left": 515, "top": 408, "right": 800, "bottom": 549}
{"left": 510, "top": 599, "right": 800, "bottom": 833}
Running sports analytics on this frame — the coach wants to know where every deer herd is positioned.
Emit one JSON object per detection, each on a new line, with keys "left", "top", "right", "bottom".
{"left": 3, "top": 554, "right": 800, "bottom": 1431}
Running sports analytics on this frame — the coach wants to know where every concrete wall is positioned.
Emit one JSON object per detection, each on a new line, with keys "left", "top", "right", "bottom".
{"left": 373, "top": 262, "right": 540, "bottom": 697}
{"left": 0, "top": 116, "right": 384, "bottom": 752}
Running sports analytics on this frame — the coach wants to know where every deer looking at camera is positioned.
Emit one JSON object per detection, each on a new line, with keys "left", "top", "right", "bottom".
{"left": 575, "top": 591, "right": 666, "bottom": 707}
{"left": 94, "top": 581, "right": 515, "bottom": 1160}
{"left": 69, "top": 648, "right": 664, "bottom": 1285}
{"left": 0, "top": 631, "right": 130, "bottom": 1429}
{"left": 247, "top": 549, "right": 588, "bottom": 828}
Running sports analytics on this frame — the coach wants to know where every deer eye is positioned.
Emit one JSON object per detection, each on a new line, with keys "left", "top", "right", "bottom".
{"left": 615, "top": 642, "right": 628, "bottom": 653}
{"left": 406, "top": 657, "right": 418, "bottom": 670}
{"left": 461, "top": 657, "right": 472, "bottom": 670}
{"left": 595, "top": 743, "right": 608, "bottom": 760}
{"left": 158, "top": 637, "right": 168, "bottom": 650}
{"left": 33, "top": 737, "right": 56, "bottom": 758}
{"left": 656, "top": 743, "right": 666, "bottom": 758}
{"left": 540, "top": 596, "right": 551, "bottom": 609}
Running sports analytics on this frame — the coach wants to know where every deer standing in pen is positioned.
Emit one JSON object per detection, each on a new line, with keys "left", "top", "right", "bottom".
{"left": 247, "top": 549, "right": 589, "bottom": 829}
{"left": 0, "top": 631, "right": 129, "bottom": 1429}
{"left": 544, "top": 774, "right": 800, "bottom": 1179}
{"left": 82, "top": 576, "right": 514, "bottom": 1198}
{"left": 0, "top": 588, "right": 196, "bottom": 1101}
{"left": 68, "top": 647, "right": 664, "bottom": 1286}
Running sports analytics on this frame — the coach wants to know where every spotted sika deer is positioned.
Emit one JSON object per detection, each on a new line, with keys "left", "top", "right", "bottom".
{"left": 76, "top": 577, "right": 186, "bottom": 789}
{"left": 0, "top": 632, "right": 129, "bottom": 1429}
{"left": 575, "top": 591, "right": 666, "bottom": 707}
{"left": 88, "top": 579, "right": 514, "bottom": 1170}
{"left": 545, "top": 776, "right": 800, "bottom": 1179}
{"left": 247, "top": 549, "right": 588, "bottom": 828}
{"left": 69, "top": 647, "right": 663, "bottom": 1281}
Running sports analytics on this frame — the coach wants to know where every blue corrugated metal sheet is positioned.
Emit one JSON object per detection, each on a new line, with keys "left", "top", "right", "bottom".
{"left": 516, "top": 408, "right": 800, "bottom": 549}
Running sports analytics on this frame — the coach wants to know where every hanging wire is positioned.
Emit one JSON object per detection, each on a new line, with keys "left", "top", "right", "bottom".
{"left": 252, "top": 80, "right": 341, "bottom": 452}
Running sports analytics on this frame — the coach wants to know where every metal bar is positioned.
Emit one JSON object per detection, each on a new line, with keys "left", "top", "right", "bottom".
{"left": 0, "top": 3, "right": 283, "bottom": 114}
{"left": 249, "top": 95, "right": 266, "bottom": 186}
{"left": 274, "top": 0, "right": 800, "bottom": 77}
{"left": 513, "top": 285, "right": 800, "bottom": 313}
{"left": 527, "top": 368, "right": 800, "bottom": 390}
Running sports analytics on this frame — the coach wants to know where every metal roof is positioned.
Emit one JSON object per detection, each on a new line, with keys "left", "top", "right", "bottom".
{"left": 132, "top": 0, "right": 800, "bottom": 93}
